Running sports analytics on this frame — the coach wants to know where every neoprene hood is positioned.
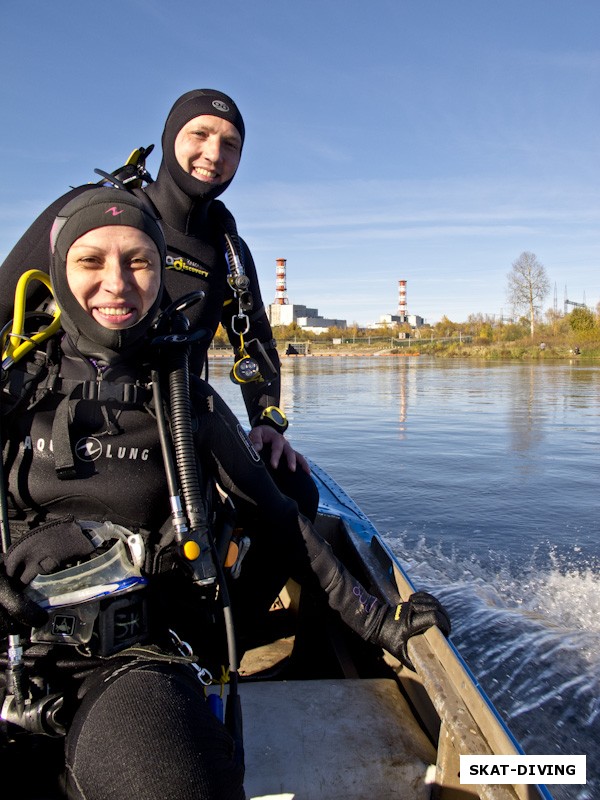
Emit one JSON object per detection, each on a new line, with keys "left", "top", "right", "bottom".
{"left": 160, "top": 89, "right": 245, "bottom": 202}
{"left": 50, "top": 187, "right": 166, "bottom": 363}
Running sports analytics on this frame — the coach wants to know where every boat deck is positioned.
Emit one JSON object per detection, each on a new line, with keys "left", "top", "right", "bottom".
{"left": 240, "top": 677, "right": 436, "bottom": 800}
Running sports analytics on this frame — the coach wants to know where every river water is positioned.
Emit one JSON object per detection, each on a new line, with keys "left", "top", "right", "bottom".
{"left": 209, "top": 355, "right": 599, "bottom": 800}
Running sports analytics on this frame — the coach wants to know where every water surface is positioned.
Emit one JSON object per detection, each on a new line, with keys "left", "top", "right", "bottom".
{"left": 209, "top": 355, "right": 599, "bottom": 800}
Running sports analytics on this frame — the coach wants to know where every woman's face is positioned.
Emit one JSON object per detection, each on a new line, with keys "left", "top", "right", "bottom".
{"left": 66, "top": 226, "right": 161, "bottom": 329}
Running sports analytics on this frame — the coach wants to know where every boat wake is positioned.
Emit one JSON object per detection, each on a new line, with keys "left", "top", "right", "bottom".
{"left": 382, "top": 532, "right": 599, "bottom": 800}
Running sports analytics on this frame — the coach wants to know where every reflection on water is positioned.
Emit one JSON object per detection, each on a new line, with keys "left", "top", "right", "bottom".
{"left": 209, "top": 355, "right": 599, "bottom": 800}
{"left": 210, "top": 356, "right": 600, "bottom": 564}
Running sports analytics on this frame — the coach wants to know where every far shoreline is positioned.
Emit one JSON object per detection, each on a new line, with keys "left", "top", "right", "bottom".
{"left": 208, "top": 346, "right": 596, "bottom": 361}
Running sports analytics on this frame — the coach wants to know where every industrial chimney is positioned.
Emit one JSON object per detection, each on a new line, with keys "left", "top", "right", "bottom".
{"left": 398, "top": 280, "right": 407, "bottom": 318}
{"left": 275, "top": 258, "right": 289, "bottom": 305}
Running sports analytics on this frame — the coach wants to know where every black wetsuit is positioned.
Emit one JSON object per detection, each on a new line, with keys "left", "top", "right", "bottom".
{"left": 1, "top": 329, "right": 403, "bottom": 799}
{"left": 0, "top": 183, "right": 449, "bottom": 800}
{"left": 4, "top": 336, "right": 306, "bottom": 559}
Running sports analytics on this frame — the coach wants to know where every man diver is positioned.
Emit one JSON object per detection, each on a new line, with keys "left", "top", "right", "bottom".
{"left": 0, "top": 89, "right": 318, "bottom": 519}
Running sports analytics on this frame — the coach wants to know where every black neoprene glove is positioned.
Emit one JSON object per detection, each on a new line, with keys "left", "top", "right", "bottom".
{"left": 4, "top": 516, "right": 94, "bottom": 585}
{"left": 0, "top": 515, "right": 91, "bottom": 637}
{"left": 375, "top": 591, "right": 451, "bottom": 671}
{"left": 0, "top": 569, "right": 48, "bottom": 637}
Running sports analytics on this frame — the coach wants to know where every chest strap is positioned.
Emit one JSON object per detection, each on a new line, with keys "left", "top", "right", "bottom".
{"left": 50, "top": 379, "right": 152, "bottom": 480}
{"left": 49, "top": 377, "right": 151, "bottom": 404}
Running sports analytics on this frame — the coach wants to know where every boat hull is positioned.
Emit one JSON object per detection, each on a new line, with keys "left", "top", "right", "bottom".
{"left": 238, "top": 462, "right": 553, "bottom": 800}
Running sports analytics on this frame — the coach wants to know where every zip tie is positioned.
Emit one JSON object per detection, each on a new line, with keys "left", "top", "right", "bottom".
{"left": 220, "top": 665, "right": 230, "bottom": 686}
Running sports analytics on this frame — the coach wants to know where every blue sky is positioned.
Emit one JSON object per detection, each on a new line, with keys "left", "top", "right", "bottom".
{"left": 1, "top": 0, "right": 599, "bottom": 325}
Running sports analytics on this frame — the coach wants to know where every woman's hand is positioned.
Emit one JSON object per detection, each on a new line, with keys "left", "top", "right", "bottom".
{"left": 0, "top": 569, "right": 48, "bottom": 636}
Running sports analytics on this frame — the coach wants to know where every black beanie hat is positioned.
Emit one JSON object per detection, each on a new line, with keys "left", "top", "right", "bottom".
{"left": 161, "top": 89, "right": 245, "bottom": 202}
{"left": 50, "top": 187, "right": 166, "bottom": 363}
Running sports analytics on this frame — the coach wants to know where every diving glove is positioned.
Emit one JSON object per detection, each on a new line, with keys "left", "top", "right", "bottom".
{"left": 0, "top": 515, "right": 92, "bottom": 636}
{"left": 4, "top": 515, "right": 94, "bottom": 585}
{"left": 0, "top": 569, "right": 48, "bottom": 637}
{"left": 375, "top": 591, "right": 451, "bottom": 671}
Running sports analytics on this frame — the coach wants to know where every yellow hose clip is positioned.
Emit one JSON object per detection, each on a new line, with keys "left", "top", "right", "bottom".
{"left": 1, "top": 270, "right": 62, "bottom": 370}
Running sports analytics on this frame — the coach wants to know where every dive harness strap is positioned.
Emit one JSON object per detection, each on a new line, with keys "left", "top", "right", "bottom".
{"left": 50, "top": 378, "right": 152, "bottom": 480}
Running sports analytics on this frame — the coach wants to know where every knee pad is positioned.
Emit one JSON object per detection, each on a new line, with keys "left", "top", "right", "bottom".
{"left": 65, "top": 663, "right": 244, "bottom": 800}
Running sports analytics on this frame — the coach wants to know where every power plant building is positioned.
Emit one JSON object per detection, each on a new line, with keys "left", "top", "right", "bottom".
{"left": 368, "top": 280, "right": 424, "bottom": 330}
{"left": 267, "top": 258, "right": 346, "bottom": 332}
{"left": 266, "top": 261, "right": 420, "bottom": 332}
{"left": 375, "top": 313, "right": 424, "bottom": 328}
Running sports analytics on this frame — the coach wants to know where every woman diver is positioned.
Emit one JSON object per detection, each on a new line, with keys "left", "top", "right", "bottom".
{"left": 0, "top": 187, "right": 450, "bottom": 799}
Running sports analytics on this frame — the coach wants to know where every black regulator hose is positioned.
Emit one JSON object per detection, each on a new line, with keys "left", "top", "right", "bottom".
{"left": 151, "top": 296, "right": 243, "bottom": 765}
{"left": 152, "top": 295, "right": 216, "bottom": 586}
{"left": 166, "top": 316, "right": 208, "bottom": 534}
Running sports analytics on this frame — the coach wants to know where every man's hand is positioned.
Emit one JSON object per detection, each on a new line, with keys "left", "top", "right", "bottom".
{"left": 375, "top": 591, "right": 451, "bottom": 671}
{"left": 249, "top": 425, "right": 310, "bottom": 474}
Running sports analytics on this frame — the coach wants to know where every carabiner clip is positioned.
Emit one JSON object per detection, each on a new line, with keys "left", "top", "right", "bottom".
{"left": 231, "top": 313, "right": 250, "bottom": 337}
{"left": 168, "top": 629, "right": 214, "bottom": 686}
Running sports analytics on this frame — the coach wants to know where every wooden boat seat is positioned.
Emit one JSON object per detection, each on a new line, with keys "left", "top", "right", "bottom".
{"left": 240, "top": 677, "right": 437, "bottom": 800}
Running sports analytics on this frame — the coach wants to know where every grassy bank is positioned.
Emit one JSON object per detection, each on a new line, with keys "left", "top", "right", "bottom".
{"left": 208, "top": 310, "right": 600, "bottom": 360}
{"left": 209, "top": 327, "right": 600, "bottom": 360}
{"left": 395, "top": 340, "right": 600, "bottom": 360}
{"left": 277, "top": 338, "right": 600, "bottom": 360}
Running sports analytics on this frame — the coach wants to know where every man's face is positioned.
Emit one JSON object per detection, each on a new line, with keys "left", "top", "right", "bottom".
{"left": 174, "top": 115, "right": 242, "bottom": 186}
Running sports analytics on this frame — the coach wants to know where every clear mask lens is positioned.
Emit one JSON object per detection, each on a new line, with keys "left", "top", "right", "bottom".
{"left": 25, "top": 521, "right": 146, "bottom": 609}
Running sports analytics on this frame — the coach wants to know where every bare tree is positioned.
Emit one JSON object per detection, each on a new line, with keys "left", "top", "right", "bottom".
{"left": 506, "top": 251, "right": 550, "bottom": 338}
